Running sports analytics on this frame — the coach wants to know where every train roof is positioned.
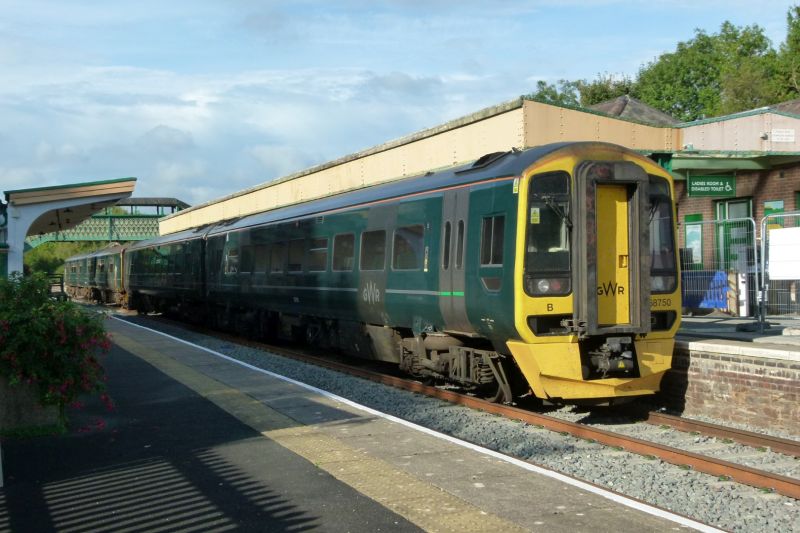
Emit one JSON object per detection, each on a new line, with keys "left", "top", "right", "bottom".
{"left": 130, "top": 141, "right": 659, "bottom": 248}
{"left": 124, "top": 226, "right": 204, "bottom": 251}
{"left": 206, "top": 142, "right": 572, "bottom": 237}
{"left": 64, "top": 243, "right": 126, "bottom": 262}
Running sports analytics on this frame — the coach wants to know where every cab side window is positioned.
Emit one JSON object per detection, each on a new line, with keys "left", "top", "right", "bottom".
{"left": 480, "top": 215, "right": 505, "bottom": 266}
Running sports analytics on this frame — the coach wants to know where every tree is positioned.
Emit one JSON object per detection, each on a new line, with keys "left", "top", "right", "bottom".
{"left": 525, "top": 79, "right": 580, "bottom": 107}
{"left": 576, "top": 74, "right": 637, "bottom": 106}
{"left": 716, "top": 22, "right": 781, "bottom": 115}
{"left": 778, "top": 6, "right": 800, "bottom": 100}
{"left": 526, "top": 75, "right": 636, "bottom": 108}
{"left": 636, "top": 22, "right": 780, "bottom": 121}
{"left": 25, "top": 241, "right": 100, "bottom": 275}
{"left": 528, "top": 7, "right": 800, "bottom": 120}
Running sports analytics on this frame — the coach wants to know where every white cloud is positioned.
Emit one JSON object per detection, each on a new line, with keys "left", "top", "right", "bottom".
{"left": 2, "top": 0, "right": 798, "bottom": 207}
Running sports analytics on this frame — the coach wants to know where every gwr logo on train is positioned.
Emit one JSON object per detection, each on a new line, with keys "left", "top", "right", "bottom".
{"left": 362, "top": 281, "right": 381, "bottom": 305}
{"left": 597, "top": 281, "right": 625, "bottom": 296}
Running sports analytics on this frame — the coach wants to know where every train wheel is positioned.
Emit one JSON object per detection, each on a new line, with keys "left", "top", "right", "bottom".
{"left": 479, "top": 357, "right": 515, "bottom": 404}
{"left": 478, "top": 381, "right": 509, "bottom": 404}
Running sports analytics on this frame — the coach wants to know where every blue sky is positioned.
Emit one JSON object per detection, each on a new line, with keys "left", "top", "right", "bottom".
{"left": 1, "top": 1, "right": 798, "bottom": 205}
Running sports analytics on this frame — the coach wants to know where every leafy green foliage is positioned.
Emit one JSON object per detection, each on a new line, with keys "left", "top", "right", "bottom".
{"left": 635, "top": 22, "right": 781, "bottom": 121}
{"left": 0, "top": 273, "right": 112, "bottom": 422}
{"left": 577, "top": 74, "right": 637, "bottom": 106}
{"left": 526, "top": 79, "right": 580, "bottom": 106}
{"left": 25, "top": 241, "right": 103, "bottom": 275}
{"left": 530, "top": 7, "right": 800, "bottom": 122}
{"left": 527, "top": 75, "right": 635, "bottom": 108}
{"left": 777, "top": 6, "right": 800, "bottom": 100}
{"left": 635, "top": 30, "right": 726, "bottom": 121}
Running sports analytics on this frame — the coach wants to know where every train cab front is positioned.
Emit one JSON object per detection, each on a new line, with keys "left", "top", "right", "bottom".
{"left": 507, "top": 145, "right": 681, "bottom": 402}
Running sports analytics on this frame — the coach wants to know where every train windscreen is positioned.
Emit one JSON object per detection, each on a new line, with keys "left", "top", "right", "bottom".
{"left": 648, "top": 175, "right": 677, "bottom": 293}
{"left": 525, "top": 171, "right": 572, "bottom": 296}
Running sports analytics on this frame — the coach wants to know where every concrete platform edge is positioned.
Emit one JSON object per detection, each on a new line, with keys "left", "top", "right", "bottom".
{"left": 676, "top": 338, "right": 800, "bottom": 362}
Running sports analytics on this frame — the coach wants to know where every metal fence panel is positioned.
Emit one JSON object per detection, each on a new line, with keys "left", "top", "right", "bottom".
{"left": 760, "top": 212, "right": 800, "bottom": 321}
{"left": 679, "top": 217, "right": 758, "bottom": 317}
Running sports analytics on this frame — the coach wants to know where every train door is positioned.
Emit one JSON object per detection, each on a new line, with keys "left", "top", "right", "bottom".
{"left": 439, "top": 188, "right": 473, "bottom": 333}
{"left": 356, "top": 205, "right": 394, "bottom": 326}
{"left": 595, "top": 184, "right": 630, "bottom": 325}
{"left": 574, "top": 161, "right": 650, "bottom": 335}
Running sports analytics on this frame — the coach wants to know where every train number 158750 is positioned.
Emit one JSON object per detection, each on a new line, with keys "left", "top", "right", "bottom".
{"left": 651, "top": 297, "right": 672, "bottom": 308}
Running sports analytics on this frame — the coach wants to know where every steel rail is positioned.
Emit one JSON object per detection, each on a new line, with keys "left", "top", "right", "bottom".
{"left": 134, "top": 315, "right": 800, "bottom": 500}
{"left": 646, "top": 411, "right": 800, "bottom": 458}
{"left": 250, "top": 343, "right": 800, "bottom": 500}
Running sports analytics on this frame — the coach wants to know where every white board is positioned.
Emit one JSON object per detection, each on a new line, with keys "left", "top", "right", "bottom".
{"left": 768, "top": 226, "right": 800, "bottom": 280}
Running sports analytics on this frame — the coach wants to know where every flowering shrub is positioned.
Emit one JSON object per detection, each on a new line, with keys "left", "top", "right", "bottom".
{"left": 0, "top": 273, "right": 112, "bottom": 423}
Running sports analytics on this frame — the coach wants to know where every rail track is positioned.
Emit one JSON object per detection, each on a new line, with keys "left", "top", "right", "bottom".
{"left": 126, "top": 312, "right": 800, "bottom": 500}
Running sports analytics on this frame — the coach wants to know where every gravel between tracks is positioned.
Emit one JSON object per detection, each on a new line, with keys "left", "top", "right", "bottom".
{"left": 120, "top": 315, "right": 799, "bottom": 533}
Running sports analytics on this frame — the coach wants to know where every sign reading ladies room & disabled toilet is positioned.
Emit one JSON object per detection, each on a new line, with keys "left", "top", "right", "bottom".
{"left": 687, "top": 176, "right": 736, "bottom": 197}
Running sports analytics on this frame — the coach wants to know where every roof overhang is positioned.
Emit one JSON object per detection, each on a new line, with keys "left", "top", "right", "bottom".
{"left": 4, "top": 177, "right": 137, "bottom": 236}
{"left": 667, "top": 152, "right": 800, "bottom": 179}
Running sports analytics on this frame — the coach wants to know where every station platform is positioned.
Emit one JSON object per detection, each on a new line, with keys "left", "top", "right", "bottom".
{"left": 679, "top": 314, "right": 800, "bottom": 350}
{"left": 0, "top": 317, "right": 707, "bottom": 532}
{"left": 677, "top": 315, "right": 800, "bottom": 362}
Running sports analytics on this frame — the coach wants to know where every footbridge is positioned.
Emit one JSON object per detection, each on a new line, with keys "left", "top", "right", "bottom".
{"left": 24, "top": 197, "right": 189, "bottom": 249}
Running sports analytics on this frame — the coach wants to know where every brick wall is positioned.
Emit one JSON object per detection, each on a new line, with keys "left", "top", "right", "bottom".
{"left": 675, "top": 163, "right": 800, "bottom": 244}
{"left": 659, "top": 344, "right": 800, "bottom": 435}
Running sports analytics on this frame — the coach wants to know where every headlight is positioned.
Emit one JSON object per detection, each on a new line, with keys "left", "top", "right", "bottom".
{"left": 537, "top": 278, "right": 551, "bottom": 293}
{"left": 529, "top": 277, "right": 570, "bottom": 295}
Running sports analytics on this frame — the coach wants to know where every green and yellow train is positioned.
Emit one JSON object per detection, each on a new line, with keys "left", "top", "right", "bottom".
{"left": 65, "top": 142, "right": 680, "bottom": 403}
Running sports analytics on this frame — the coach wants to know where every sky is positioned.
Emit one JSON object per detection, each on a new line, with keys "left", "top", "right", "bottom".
{"left": 1, "top": 1, "right": 798, "bottom": 206}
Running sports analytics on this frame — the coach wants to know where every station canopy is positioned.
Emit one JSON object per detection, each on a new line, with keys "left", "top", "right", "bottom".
{"left": 2, "top": 177, "right": 136, "bottom": 276}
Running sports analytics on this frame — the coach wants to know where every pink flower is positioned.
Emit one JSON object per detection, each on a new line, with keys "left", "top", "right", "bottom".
{"left": 100, "top": 393, "right": 115, "bottom": 412}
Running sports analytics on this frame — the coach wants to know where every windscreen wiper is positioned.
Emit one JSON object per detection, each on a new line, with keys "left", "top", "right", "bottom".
{"left": 542, "top": 196, "right": 572, "bottom": 229}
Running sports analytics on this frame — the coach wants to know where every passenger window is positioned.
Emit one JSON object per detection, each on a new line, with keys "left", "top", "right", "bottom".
{"left": 308, "top": 238, "right": 328, "bottom": 272}
{"left": 288, "top": 239, "right": 304, "bottom": 273}
{"left": 480, "top": 215, "right": 505, "bottom": 266}
{"left": 254, "top": 245, "right": 268, "bottom": 273}
{"left": 333, "top": 233, "right": 355, "bottom": 271}
{"left": 456, "top": 220, "right": 465, "bottom": 269}
{"left": 270, "top": 242, "right": 286, "bottom": 273}
{"left": 224, "top": 247, "right": 239, "bottom": 274}
{"left": 360, "top": 230, "right": 386, "bottom": 271}
{"left": 240, "top": 246, "right": 253, "bottom": 273}
{"left": 393, "top": 225, "right": 424, "bottom": 270}
{"left": 442, "top": 222, "right": 451, "bottom": 270}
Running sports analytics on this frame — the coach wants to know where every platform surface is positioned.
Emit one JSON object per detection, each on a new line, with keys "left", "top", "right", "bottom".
{"left": 678, "top": 315, "right": 800, "bottom": 362}
{"left": 0, "top": 317, "right": 700, "bottom": 532}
